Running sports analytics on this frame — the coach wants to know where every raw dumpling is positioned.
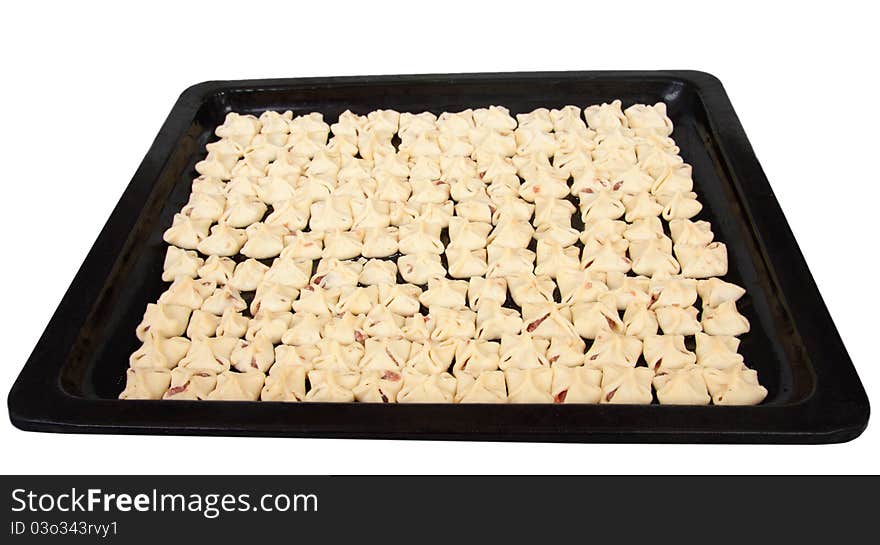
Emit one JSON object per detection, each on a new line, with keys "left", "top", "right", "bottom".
{"left": 600, "top": 366, "right": 654, "bottom": 404}
{"left": 207, "top": 370, "right": 265, "bottom": 401}
{"left": 702, "top": 300, "right": 750, "bottom": 336}
{"left": 118, "top": 368, "right": 171, "bottom": 400}
{"left": 654, "top": 366, "right": 710, "bottom": 405}
{"left": 551, "top": 367, "right": 602, "bottom": 403}
{"left": 703, "top": 364, "right": 768, "bottom": 405}
{"left": 504, "top": 368, "right": 553, "bottom": 403}
{"left": 694, "top": 332, "right": 744, "bottom": 370}
{"left": 455, "top": 371, "right": 508, "bottom": 403}
{"left": 397, "top": 370, "right": 456, "bottom": 403}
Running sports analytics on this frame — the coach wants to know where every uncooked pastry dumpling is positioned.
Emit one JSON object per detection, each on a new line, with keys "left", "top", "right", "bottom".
{"left": 363, "top": 305, "right": 406, "bottom": 338}
{"left": 600, "top": 366, "right": 654, "bottom": 404}
{"left": 361, "top": 227, "right": 399, "bottom": 258}
{"left": 624, "top": 103, "right": 673, "bottom": 136}
{"left": 360, "top": 338, "right": 410, "bottom": 373}
{"left": 419, "top": 278, "right": 468, "bottom": 309}
{"left": 701, "top": 300, "right": 750, "bottom": 336}
{"left": 207, "top": 371, "right": 266, "bottom": 401}
{"left": 669, "top": 218, "right": 714, "bottom": 246}
{"left": 359, "top": 259, "right": 398, "bottom": 286}
{"left": 551, "top": 367, "right": 602, "bottom": 403}
{"left": 136, "top": 303, "right": 191, "bottom": 341}
{"left": 584, "top": 332, "right": 642, "bottom": 368}
{"left": 642, "top": 334, "right": 696, "bottom": 374}
{"left": 694, "top": 332, "right": 744, "bottom": 370}
{"left": 521, "top": 302, "right": 576, "bottom": 339}
{"left": 250, "top": 281, "right": 298, "bottom": 315}
{"left": 452, "top": 339, "right": 501, "bottom": 377}
{"left": 220, "top": 195, "right": 268, "bottom": 228}
{"left": 622, "top": 303, "right": 658, "bottom": 339}
{"left": 163, "top": 246, "right": 203, "bottom": 282}
{"left": 201, "top": 285, "right": 247, "bottom": 316}
{"left": 446, "top": 247, "right": 488, "bottom": 278}
{"left": 468, "top": 277, "right": 508, "bottom": 310}
{"left": 281, "top": 230, "right": 324, "bottom": 260}
{"left": 649, "top": 276, "right": 698, "bottom": 309}
{"left": 292, "top": 286, "right": 340, "bottom": 316}
{"left": 499, "top": 332, "right": 550, "bottom": 370}
{"left": 654, "top": 366, "right": 710, "bottom": 405}
{"left": 163, "top": 367, "right": 217, "bottom": 400}
{"left": 429, "top": 307, "right": 477, "bottom": 341}
{"left": 556, "top": 268, "right": 608, "bottom": 305}
{"left": 305, "top": 370, "right": 359, "bottom": 402}
{"left": 119, "top": 368, "right": 171, "bottom": 400}
{"left": 262, "top": 256, "right": 311, "bottom": 290}
{"left": 163, "top": 213, "right": 212, "bottom": 250}
{"left": 197, "top": 256, "right": 236, "bottom": 286}
{"left": 546, "top": 334, "right": 587, "bottom": 368}
{"left": 186, "top": 309, "right": 220, "bottom": 339}
{"left": 158, "top": 277, "right": 216, "bottom": 310}
{"left": 675, "top": 242, "right": 728, "bottom": 278}
{"left": 311, "top": 338, "right": 364, "bottom": 373}
{"left": 312, "top": 258, "right": 362, "bottom": 289}
{"left": 321, "top": 229, "right": 364, "bottom": 260}
{"left": 230, "top": 335, "right": 276, "bottom": 373}
{"left": 572, "top": 295, "right": 624, "bottom": 339}
{"left": 604, "top": 273, "right": 651, "bottom": 310}
{"left": 247, "top": 311, "right": 294, "bottom": 344}
{"left": 697, "top": 277, "right": 746, "bottom": 308}
{"left": 657, "top": 190, "right": 702, "bottom": 221}
{"left": 504, "top": 368, "right": 553, "bottom": 403}
{"left": 216, "top": 308, "right": 249, "bottom": 339}
{"left": 281, "top": 313, "right": 327, "bottom": 346}
{"left": 476, "top": 303, "right": 523, "bottom": 341}
{"left": 353, "top": 370, "right": 405, "bottom": 403}
{"left": 260, "top": 363, "right": 307, "bottom": 402}
{"left": 197, "top": 223, "right": 247, "bottom": 257}
{"left": 455, "top": 371, "right": 508, "bottom": 403}
{"left": 397, "top": 253, "right": 445, "bottom": 285}
{"left": 703, "top": 364, "right": 768, "bottom": 405}
{"left": 584, "top": 100, "right": 627, "bottom": 132}
{"left": 486, "top": 246, "right": 535, "bottom": 278}
{"left": 506, "top": 272, "right": 556, "bottom": 306}
{"left": 397, "top": 370, "right": 456, "bottom": 403}
{"left": 177, "top": 336, "right": 237, "bottom": 373}
{"left": 376, "top": 283, "right": 421, "bottom": 316}
{"left": 398, "top": 220, "right": 444, "bottom": 255}
{"left": 655, "top": 305, "right": 702, "bottom": 335}
{"left": 406, "top": 339, "right": 456, "bottom": 375}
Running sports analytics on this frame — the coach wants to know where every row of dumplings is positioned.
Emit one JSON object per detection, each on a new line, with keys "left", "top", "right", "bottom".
{"left": 163, "top": 215, "right": 727, "bottom": 280}
{"left": 121, "top": 334, "right": 766, "bottom": 405}
{"left": 155, "top": 255, "right": 752, "bottom": 339}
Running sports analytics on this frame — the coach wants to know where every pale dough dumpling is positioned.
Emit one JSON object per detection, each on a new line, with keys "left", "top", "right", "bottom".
{"left": 551, "top": 367, "right": 602, "bottom": 403}
{"left": 654, "top": 366, "right": 710, "bottom": 405}
{"left": 136, "top": 303, "right": 191, "bottom": 341}
{"left": 397, "top": 370, "right": 457, "bottom": 403}
{"left": 119, "top": 368, "right": 171, "bottom": 400}
{"left": 455, "top": 371, "right": 508, "bottom": 403}
{"left": 163, "top": 367, "right": 217, "bottom": 401}
{"left": 703, "top": 364, "right": 768, "bottom": 405}
{"left": 600, "top": 366, "right": 654, "bottom": 405}
{"left": 207, "top": 371, "right": 265, "bottom": 401}
{"left": 505, "top": 368, "right": 553, "bottom": 403}
{"left": 701, "top": 300, "right": 750, "bottom": 336}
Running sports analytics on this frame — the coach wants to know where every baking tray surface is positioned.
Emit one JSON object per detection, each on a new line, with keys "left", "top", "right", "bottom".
{"left": 7, "top": 71, "right": 869, "bottom": 442}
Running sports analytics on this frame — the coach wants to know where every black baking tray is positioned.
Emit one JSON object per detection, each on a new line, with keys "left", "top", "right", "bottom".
{"left": 7, "top": 71, "right": 869, "bottom": 443}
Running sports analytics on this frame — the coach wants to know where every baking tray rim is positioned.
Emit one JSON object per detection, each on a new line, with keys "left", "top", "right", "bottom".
{"left": 7, "top": 70, "right": 869, "bottom": 443}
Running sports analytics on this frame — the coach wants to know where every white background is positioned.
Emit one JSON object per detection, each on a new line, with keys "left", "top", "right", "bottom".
{"left": 1, "top": 1, "right": 877, "bottom": 474}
